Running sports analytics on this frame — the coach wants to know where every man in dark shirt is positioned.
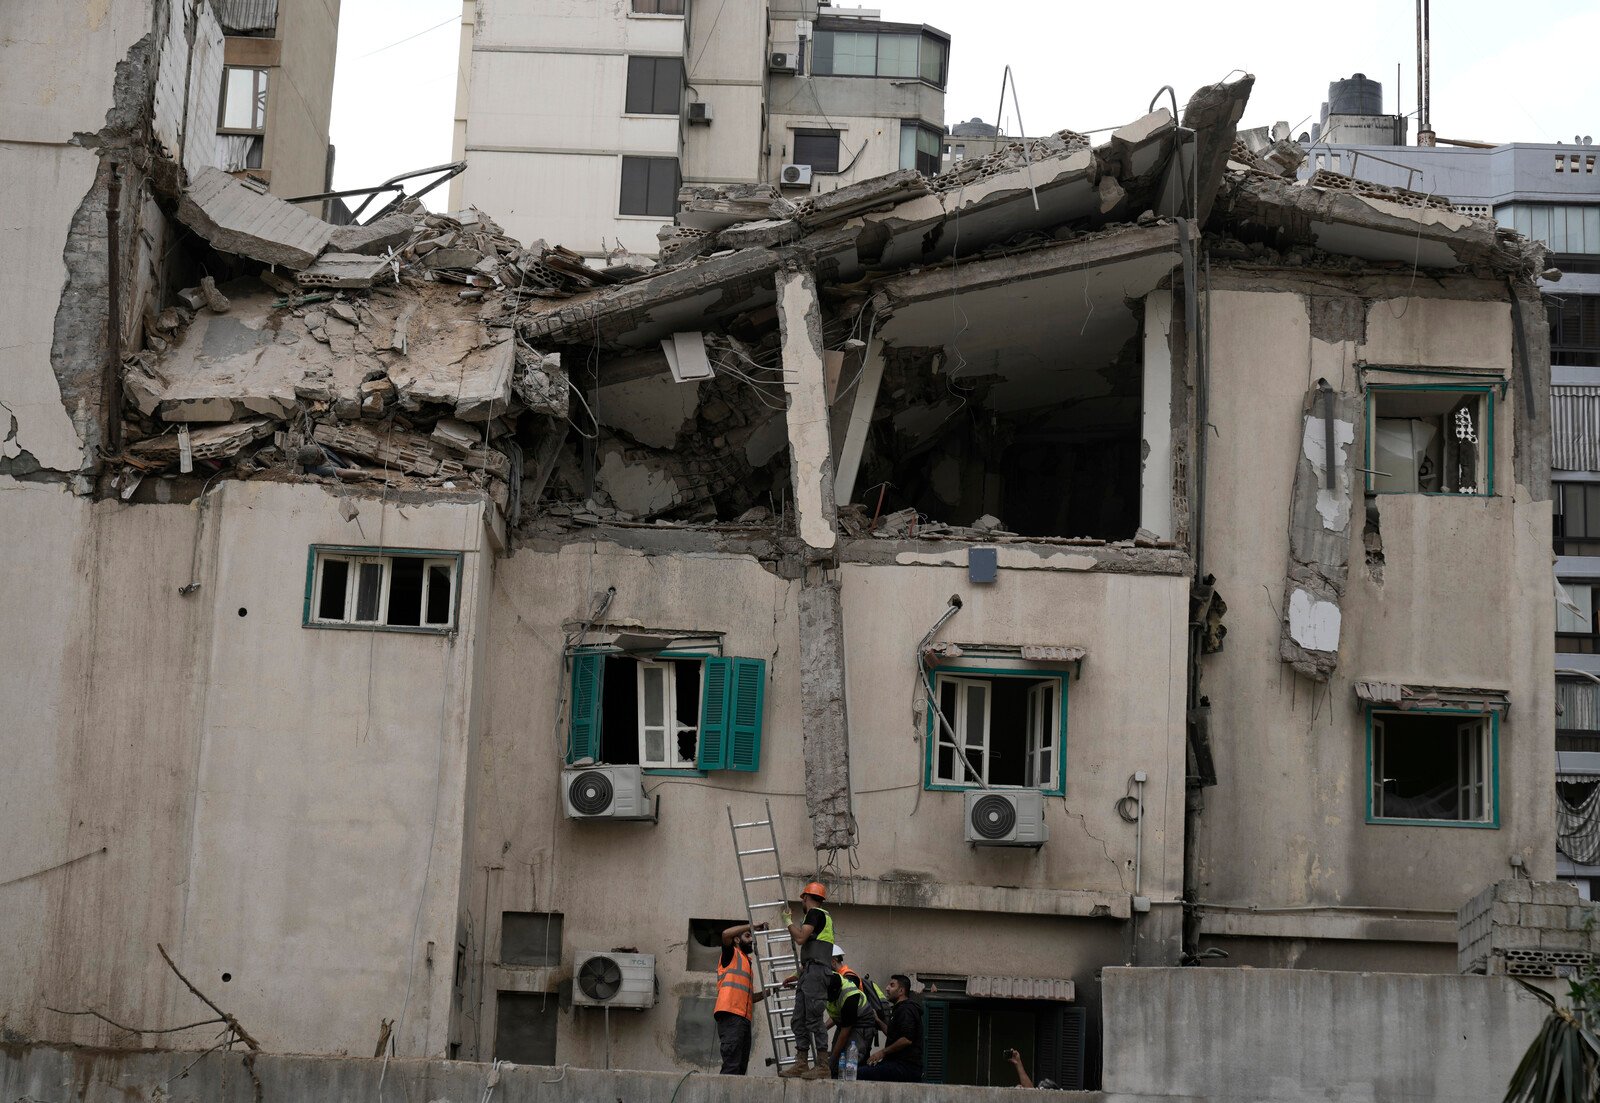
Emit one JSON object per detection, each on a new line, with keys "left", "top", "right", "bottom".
{"left": 858, "top": 974, "right": 923, "bottom": 1082}
{"left": 778, "top": 882, "right": 835, "bottom": 1079}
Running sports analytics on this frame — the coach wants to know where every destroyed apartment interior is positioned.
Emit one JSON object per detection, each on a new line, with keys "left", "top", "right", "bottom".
{"left": 0, "top": 3, "right": 1578, "bottom": 1100}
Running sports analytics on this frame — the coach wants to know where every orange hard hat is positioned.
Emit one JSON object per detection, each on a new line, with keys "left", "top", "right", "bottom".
{"left": 802, "top": 881, "right": 827, "bottom": 900}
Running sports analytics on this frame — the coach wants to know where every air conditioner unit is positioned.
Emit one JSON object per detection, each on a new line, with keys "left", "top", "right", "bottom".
{"left": 964, "top": 789, "right": 1049, "bottom": 847}
{"left": 686, "top": 101, "right": 713, "bottom": 125}
{"left": 562, "top": 765, "right": 655, "bottom": 821}
{"left": 769, "top": 51, "right": 799, "bottom": 73}
{"left": 572, "top": 950, "right": 656, "bottom": 1009}
{"left": 780, "top": 163, "right": 813, "bottom": 187}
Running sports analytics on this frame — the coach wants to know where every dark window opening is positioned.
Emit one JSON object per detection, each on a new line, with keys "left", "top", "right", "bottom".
{"left": 933, "top": 673, "right": 1060, "bottom": 790}
{"left": 317, "top": 558, "right": 348, "bottom": 620}
{"left": 924, "top": 999, "right": 1085, "bottom": 1089}
{"left": 625, "top": 56, "right": 684, "bottom": 115}
{"left": 793, "top": 129, "right": 841, "bottom": 173}
{"left": 1555, "top": 483, "right": 1600, "bottom": 555}
{"left": 495, "top": 992, "right": 558, "bottom": 1065}
{"left": 1371, "top": 711, "right": 1493, "bottom": 823}
{"left": 1550, "top": 294, "right": 1600, "bottom": 367}
{"left": 502, "top": 911, "right": 564, "bottom": 967}
{"left": 631, "top": 0, "right": 685, "bottom": 12}
{"left": 355, "top": 561, "right": 384, "bottom": 621}
{"left": 620, "top": 156, "right": 680, "bottom": 217}
{"left": 598, "top": 654, "right": 702, "bottom": 767}
{"left": 686, "top": 918, "right": 745, "bottom": 971}
{"left": 387, "top": 557, "right": 424, "bottom": 626}
{"left": 426, "top": 563, "right": 453, "bottom": 625}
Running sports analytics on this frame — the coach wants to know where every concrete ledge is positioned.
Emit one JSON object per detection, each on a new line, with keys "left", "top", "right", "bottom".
{"left": 1198, "top": 907, "right": 1456, "bottom": 944}
{"left": 788, "top": 872, "right": 1131, "bottom": 920}
{"left": 0, "top": 1044, "right": 1110, "bottom": 1101}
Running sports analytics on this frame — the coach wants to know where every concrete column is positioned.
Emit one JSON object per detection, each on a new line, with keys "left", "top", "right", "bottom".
{"left": 832, "top": 335, "right": 886, "bottom": 508}
{"left": 798, "top": 573, "right": 855, "bottom": 851}
{"left": 1140, "top": 291, "right": 1174, "bottom": 540}
{"left": 776, "top": 268, "right": 838, "bottom": 552}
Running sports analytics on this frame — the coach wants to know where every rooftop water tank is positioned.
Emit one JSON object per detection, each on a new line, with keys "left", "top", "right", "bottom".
{"left": 1328, "top": 73, "right": 1382, "bottom": 117}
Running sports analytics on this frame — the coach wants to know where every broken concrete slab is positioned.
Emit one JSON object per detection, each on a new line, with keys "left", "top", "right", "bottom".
{"left": 676, "top": 183, "right": 797, "bottom": 231}
{"left": 126, "top": 417, "right": 274, "bottom": 463}
{"left": 177, "top": 167, "right": 333, "bottom": 270}
{"left": 1177, "top": 76, "right": 1254, "bottom": 224}
{"left": 716, "top": 218, "right": 802, "bottom": 250}
{"left": 296, "top": 253, "right": 391, "bottom": 289}
{"left": 327, "top": 213, "right": 415, "bottom": 256}
{"left": 312, "top": 420, "right": 469, "bottom": 478}
{"left": 386, "top": 325, "right": 514, "bottom": 421}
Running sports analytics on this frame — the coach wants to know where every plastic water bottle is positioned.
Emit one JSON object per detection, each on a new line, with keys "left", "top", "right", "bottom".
{"left": 841, "top": 1040, "right": 859, "bottom": 1081}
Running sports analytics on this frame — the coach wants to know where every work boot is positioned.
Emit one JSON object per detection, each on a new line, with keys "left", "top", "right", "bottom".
{"left": 779, "top": 1055, "right": 810, "bottom": 1078}
{"left": 800, "top": 1064, "right": 831, "bottom": 1080}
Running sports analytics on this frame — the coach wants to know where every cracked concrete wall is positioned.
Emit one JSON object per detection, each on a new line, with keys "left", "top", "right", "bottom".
{"left": 798, "top": 575, "right": 853, "bottom": 851}
{"left": 1278, "top": 387, "right": 1360, "bottom": 681}
{"left": 775, "top": 268, "right": 838, "bottom": 552}
{"left": 1192, "top": 283, "right": 1554, "bottom": 963}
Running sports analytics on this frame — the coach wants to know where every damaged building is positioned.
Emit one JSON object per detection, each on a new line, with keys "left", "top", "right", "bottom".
{"left": 0, "top": 8, "right": 1557, "bottom": 1092}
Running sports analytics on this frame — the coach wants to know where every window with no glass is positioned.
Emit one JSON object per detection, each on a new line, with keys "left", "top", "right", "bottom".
{"left": 625, "top": 56, "right": 683, "bottom": 115}
{"left": 631, "top": 0, "right": 685, "bottom": 12}
{"left": 219, "top": 67, "right": 269, "bottom": 133}
{"left": 305, "top": 548, "right": 459, "bottom": 631}
{"left": 501, "top": 911, "right": 564, "bottom": 967}
{"left": 1369, "top": 710, "right": 1497, "bottom": 825}
{"left": 567, "top": 651, "right": 766, "bottom": 772}
{"left": 1367, "top": 385, "right": 1493, "bottom": 495}
{"left": 619, "top": 156, "right": 680, "bottom": 217}
{"left": 926, "top": 670, "right": 1066, "bottom": 793}
{"left": 900, "top": 121, "right": 943, "bottom": 177}
{"left": 792, "top": 129, "right": 841, "bottom": 173}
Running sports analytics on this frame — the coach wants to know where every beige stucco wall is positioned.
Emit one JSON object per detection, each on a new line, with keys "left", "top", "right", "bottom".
{"left": 458, "top": 539, "right": 1188, "bottom": 1067}
{"left": 1192, "top": 285, "right": 1555, "bottom": 961}
{"left": 0, "top": 480, "right": 492, "bottom": 1057}
{"left": 264, "top": 0, "right": 341, "bottom": 203}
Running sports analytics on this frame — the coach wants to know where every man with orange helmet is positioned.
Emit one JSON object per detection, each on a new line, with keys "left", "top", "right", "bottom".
{"left": 777, "top": 881, "right": 835, "bottom": 1080}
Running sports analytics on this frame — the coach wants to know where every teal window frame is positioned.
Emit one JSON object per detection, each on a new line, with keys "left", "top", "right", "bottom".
{"left": 1364, "top": 705, "right": 1501, "bottom": 829}
{"left": 1364, "top": 383, "right": 1496, "bottom": 497}
{"left": 922, "top": 666, "right": 1068, "bottom": 796}
{"left": 566, "top": 648, "right": 765, "bottom": 775}
{"left": 302, "top": 545, "right": 463, "bottom": 635}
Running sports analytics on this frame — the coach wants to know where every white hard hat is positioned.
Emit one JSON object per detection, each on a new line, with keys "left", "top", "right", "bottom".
{"left": 831, "top": 944, "right": 845, "bottom": 958}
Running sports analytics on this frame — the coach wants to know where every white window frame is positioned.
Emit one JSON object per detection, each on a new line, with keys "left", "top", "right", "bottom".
{"left": 308, "top": 550, "right": 459, "bottom": 632}
{"left": 219, "top": 66, "right": 269, "bottom": 135}
{"left": 635, "top": 658, "right": 700, "bottom": 770}
{"left": 931, "top": 672, "right": 1062, "bottom": 791}
{"left": 1370, "top": 712, "right": 1495, "bottom": 824}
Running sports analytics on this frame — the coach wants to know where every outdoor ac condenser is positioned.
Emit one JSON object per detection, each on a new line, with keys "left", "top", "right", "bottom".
{"left": 562, "top": 765, "right": 654, "bottom": 821}
{"left": 780, "top": 164, "right": 813, "bottom": 187}
{"left": 964, "top": 788, "right": 1049, "bottom": 847}
{"left": 572, "top": 950, "right": 656, "bottom": 1009}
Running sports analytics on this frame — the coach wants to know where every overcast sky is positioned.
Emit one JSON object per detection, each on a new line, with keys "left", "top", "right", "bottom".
{"left": 329, "top": 0, "right": 1600, "bottom": 203}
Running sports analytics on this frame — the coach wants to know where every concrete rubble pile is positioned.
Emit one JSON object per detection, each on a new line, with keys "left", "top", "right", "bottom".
{"left": 114, "top": 76, "right": 1549, "bottom": 546}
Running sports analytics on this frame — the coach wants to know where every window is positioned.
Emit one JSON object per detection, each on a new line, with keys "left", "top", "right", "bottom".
{"left": 495, "top": 992, "right": 557, "bottom": 1064}
{"left": 1558, "top": 675, "right": 1600, "bottom": 752}
{"left": 792, "top": 129, "right": 841, "bottom": 173}
{"left": 1368, "top": 710, "right": 1497, "bottom": 826}
{"left": 631, "top": 0, "right": 684, "bottom": 12}
{"left": 624, "top": 56, "right": 683, "bottom": 115}
{"left": 219, "top": 66, "right": 268, "bottom": 133}
{"left": 686, "top": 918, "right": 745, "bottom": 971}
{"left": 925, "top": 670, "right": 1066, "bottom": 792}
{"left": 1558, "top": 580, "right": 1600, "bottom": 656}
{"left": 619, "top": 156, "right": 679, "bottom": 217}
{"left": 1550, "top": 294, "right": 1600, "bottom": 367}
{"left": 900, "top": 122, "right": 942, "bottom": 177}
{"left": 1556, "top": 483, "right": 1600, "bottom": 555}
{"left": 567, "top": 651, "right": 765, "bottom": 772}
{"left": 810, "top": 28, "right": 949, "bottom": 88}
{"left": 501, "top": 911, "right": 563, "bottom": 967}
{"left": 1366, "top": 385, "right": 1493, "bottom": 495}
{"left": 922, "top": 998, "right": 1085, "bottom": 1089}
{"left": 305, "top": 548, "right": 459, "bottom": 632}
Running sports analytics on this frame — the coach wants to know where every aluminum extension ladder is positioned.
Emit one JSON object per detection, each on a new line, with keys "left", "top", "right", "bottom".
{"left": 727, "top": 800, "right": 801, "bottom": 1073}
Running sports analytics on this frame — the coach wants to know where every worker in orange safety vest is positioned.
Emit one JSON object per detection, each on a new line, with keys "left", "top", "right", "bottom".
{"left": 715, "top": 921, "right": 766, "bottom": 1074}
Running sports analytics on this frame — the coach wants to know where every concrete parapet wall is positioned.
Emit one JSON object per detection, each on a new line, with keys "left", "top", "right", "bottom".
{"left": 1101, "top": 967, "right": 1547, "bottom": 1103}
{"left": 0, "top": 1044, "right": 1108, "bottom": 1102}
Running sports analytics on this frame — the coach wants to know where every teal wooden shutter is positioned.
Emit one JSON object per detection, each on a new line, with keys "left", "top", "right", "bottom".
{"left": 727, "top": 657, "right": 766, "bottom": 772}
{"left": 697, "top": 658, "right": 731, "bottom": 770}
{"left": 921, "top": 999, "right": 948, "bottom": 1084}
{"left": 567, "top": 652, "right": 605, "bottom": 764}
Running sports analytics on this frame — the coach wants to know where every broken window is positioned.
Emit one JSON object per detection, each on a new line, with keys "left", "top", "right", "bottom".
{"left": 630, "top": 0, "right": 685, "bottom": 12}
{"left": 218, "top": 67, "right": 268, "bottom": 133}
{"left": 1558, "top": 580, "right": 1600, "bottom": 655}
{"left": 1555, "top": 483, "right": 1600, "bottom": 554}
{"left": 567, "top": 651, "right": 766, "bottom": 772}
{"left": 927, "top": 671, "right": 1065, "bottom": 792}
{"left": 306, "top": 548, "right": 458, "bottom": 632}
{"left": 793, "top": 129, "right": 841, "bottom": 174}
{"left": 1367, "top": 385, "right": 1493, "bottom": 495}
{"left": 899, "top": 122, "right": 942, "bottom": 177}
{"left": 685, "top": 918, "right": 745, "bottom": 971}
{"left": 1369, "top": 710, "right": 1496, "bottom": 825}
{"left": 620, "top": 156, "right": 680, "bottom": 217}
{"left": 624, "top": 56, "right": 683, "bottom": 115}
{"left": 501, "top": 911, "right": 563, "bottom": 967}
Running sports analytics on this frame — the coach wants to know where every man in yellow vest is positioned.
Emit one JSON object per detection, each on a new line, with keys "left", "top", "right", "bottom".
{"left": 715, "top": 921, "right": 765, "bottom": 1074}
{"left": 779, "top": 881, "right": 835, "bottom": 1080}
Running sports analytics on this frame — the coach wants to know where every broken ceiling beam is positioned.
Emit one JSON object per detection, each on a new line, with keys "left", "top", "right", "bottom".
{"left": 677, "top": 183, "right": 797, "bottom": 231}
{"left": 126, "top": 418, "right": 274, "bottom": 463}
{"left": 311, "top": 421, "right": 469, "bottom": 478}
{"left": 327, "top": 213, "right": 416, "bottom": 256}
{"left": 295, "top": 252, "right": 391, "bottom": 289}
{"left": 795, "top": 169, "right": 931, "bottom": 230}
{"left": 716, "top": 218, "right": 802, "bottom": 250}
{"left": 177, "top": 167, "right": 334, "bottom": 270}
